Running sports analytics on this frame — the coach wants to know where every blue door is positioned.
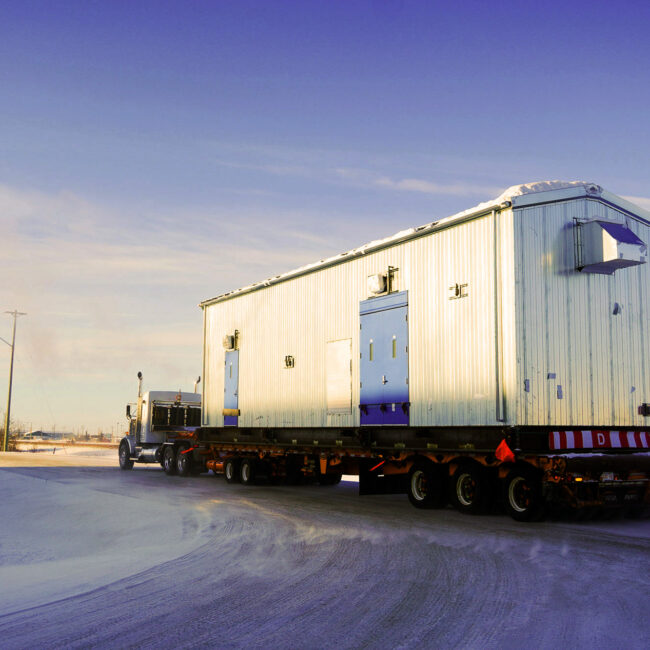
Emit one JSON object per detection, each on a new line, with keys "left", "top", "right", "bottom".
{"left": 224, "top": 350, "right": 239, "bottom": 426}
{"left": 360, "top": 291, "right": 409, "bottom": 425}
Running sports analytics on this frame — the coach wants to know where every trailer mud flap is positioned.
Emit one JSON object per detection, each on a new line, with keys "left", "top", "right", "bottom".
{"left": 359, "top": 461, "right": 408, "bottom": 495}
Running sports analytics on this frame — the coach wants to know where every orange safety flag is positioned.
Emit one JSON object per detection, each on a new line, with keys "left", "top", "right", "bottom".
{"left": 495, "top": 438, "right": 515, "bottom": 463}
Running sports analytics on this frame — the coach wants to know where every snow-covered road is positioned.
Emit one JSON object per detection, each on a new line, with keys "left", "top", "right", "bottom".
{"left": 0, "top": 453, "right": 648, "bottom": 649}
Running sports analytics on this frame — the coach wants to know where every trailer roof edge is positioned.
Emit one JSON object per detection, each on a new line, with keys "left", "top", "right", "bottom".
{"left": 199, "top": 200, "right": 508, "bottom": 308}
{"left": 199, "top": 183, "right": 650, "bottom": 309}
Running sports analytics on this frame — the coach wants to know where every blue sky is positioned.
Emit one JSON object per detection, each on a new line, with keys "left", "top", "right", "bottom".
{"left": 1, "top": 1, "right": 649, "bottom": 433}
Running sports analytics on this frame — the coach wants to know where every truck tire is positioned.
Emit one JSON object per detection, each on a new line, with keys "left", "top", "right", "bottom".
{"left": 504, "top": 468, "right": 545, "bottom": 522}
{"left": 119, "top": 440, "right": 134, "bottom": 470}
{"left": 224, "top": 457, "right": 239, "bottom": 484}
{"left": 450, "top": 464, "right": 489, "bottom": 514}
{"left": 240, "top": 458, "right": 256, "bottom": 485}
{"left": 163, "top": 446, "right": 177, "bottom": 476}
{"left": 176, "top": 448, "right": 193, "bottom": 476}
{"left": 408, "top": 462, "right": 446, "bottom": 509}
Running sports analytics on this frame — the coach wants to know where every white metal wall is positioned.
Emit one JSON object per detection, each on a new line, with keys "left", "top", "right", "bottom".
{"left": 514, "top": 198, "right": 650, "bottom": 426}
{"left": 203, "top": 196, "right": 650, "bottom": 429}
{"left": 203, "top": 211, "right": 514, "bottom": 428}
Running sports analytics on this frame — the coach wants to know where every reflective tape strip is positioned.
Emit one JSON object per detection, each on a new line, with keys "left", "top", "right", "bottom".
{"left": 549, "top": 430, "right": 649, "bottom": 450}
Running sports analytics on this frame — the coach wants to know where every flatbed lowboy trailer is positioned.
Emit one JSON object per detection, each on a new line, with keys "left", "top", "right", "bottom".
{"left": 150, "top": 424, "right": 650, "bottom": 521}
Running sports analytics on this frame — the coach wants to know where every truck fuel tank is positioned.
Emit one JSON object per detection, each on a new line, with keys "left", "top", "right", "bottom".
{"left": 136, "top": 446, "right": 162, "bottom": 464}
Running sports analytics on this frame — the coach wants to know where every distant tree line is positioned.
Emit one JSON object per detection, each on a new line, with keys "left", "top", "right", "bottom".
{"left": 0, "top": 413, "right": 24, "bottom": 451}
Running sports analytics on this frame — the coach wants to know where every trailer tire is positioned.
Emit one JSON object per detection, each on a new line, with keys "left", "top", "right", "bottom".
{"left": 504, "top": 467, "right": 545, "bottom": 522}
{"left": 451, "top": 464, "right": 489, "bottom": 514}
{"left": 408, "top": 462, "right": 447, "bottom": 509}
{"left": 176, "top": 448, "right": 192, "bottom": 476}
{"left": 224, "top": 458, "right": 240, "bottom": 484}
{"left": 240, "top": 458, "right": 256, "bottom": 485}
{"left": 119, "top": 440, "right": 134, "bottom": 470}
{"left": 163, "top": 446, "right": 177, "bottom": 476}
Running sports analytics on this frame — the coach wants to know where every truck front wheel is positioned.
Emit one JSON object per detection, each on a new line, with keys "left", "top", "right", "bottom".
{"left": 163, "top": 446, "right": 177, "bottom": 476}
{"left": 119, "top": 440, "right": 134, "bottom": 470}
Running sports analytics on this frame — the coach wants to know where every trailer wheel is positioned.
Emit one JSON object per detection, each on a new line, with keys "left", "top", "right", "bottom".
{"left": 240, "top": 458, "right": 256, "bottom": 485}
{"left": 451, "top": 464, "right": 489, "bottom": 514}
{"left": 504, "top": 468, "right": 545, "bottom": 522}
{"left": 176, "top": 448, "right": 192, "bottom": 477}
{"left": 408, "top": 463, "right": 446, "bottom": 509}
{"left": 163, "top": 446, "right": 177, "bottom": 476}
{"left": 118, "top": 440, "right": 134, "bottom": 470}
{"left": 224, "top": 458, "right": 239, "bottom": 484}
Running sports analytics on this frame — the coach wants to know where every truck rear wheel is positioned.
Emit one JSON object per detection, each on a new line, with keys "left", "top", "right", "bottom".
{"left": 240, "top": 458, "right": 256, "bottom": 485}
{"left": 176, "top": 448, "right": 192, "bottom": 476}
{"left": 224, "top": 457, "right": 239, "bottom": 483}
{"left": 119, "top": 440, "right": 134, "bottom": 470}
{"left": 408, "top": 462, "right": 446, "bottom": 509}
{"left": 504, "top": 468, "right": 545, "bottom": 522}
{"left": 163, "top": 446, "right": 177, "bottom": 476}
{"left": 451, "top": 464, "right": 489, "bottom": 514}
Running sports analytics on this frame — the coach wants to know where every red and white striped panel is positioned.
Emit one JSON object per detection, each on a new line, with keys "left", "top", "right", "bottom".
{"left": 549, "top": 430, "right": 650, "bottom": 450}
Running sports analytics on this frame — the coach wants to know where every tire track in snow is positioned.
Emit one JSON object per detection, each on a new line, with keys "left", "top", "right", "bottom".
{"left": 0, "top": 467, "right": 648, "bottom": 649}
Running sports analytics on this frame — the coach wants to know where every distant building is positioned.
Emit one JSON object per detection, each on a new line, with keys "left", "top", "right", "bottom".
{"left": 20, "top": 431, "right": 71, "bottom": 441}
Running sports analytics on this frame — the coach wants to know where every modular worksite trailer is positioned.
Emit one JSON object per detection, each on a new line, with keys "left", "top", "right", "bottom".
{"left": 130, "top": 181, "right": 650, "bottom": 520}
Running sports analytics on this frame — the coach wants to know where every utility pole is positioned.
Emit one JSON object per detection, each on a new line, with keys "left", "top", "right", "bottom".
{"left": 1, "top": 310, "right": 26, "bottom": 452}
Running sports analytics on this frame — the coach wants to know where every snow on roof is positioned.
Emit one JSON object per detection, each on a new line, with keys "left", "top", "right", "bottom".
{"left": 198, "top": 180, "right": 622, "bottom": 307}
{"left": 493, "top": 180, "right": 601, "bottom": 203}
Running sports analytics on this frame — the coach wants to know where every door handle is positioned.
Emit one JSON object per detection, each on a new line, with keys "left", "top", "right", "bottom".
{"left": 382, "top": 375, "right": 388, "bottom": 384}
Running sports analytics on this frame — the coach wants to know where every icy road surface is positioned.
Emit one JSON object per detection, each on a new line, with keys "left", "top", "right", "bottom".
{"left": 0, "top": 452, "right": 648, "bottom": 649}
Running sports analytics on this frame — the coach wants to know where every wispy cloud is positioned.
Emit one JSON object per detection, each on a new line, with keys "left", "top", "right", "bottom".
{"left": 207, "top": 142, "right": 506, "bottom": 202}
{"left": 373, "top": 176, "right": 502, "bottom": 197}
{"left": 622, "top": 195, "right": 650, "bottom": 212}
{"left": 333, "top": 166, "right": 502, "bottom": 199}
{"left": 1, "top": 182, "right": 355, "bottom": 430}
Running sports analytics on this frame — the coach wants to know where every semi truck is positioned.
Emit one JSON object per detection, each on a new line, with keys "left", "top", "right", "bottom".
{"left": 118, "top": 372, "right": 202, "bottom": 471}
{"left": 120, "top": 181, "right": 650, "bottom": 521}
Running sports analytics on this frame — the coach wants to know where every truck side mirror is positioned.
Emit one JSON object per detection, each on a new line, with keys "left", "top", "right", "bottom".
{"left": 126, "top": 404, "right": 131, "bottom": 419}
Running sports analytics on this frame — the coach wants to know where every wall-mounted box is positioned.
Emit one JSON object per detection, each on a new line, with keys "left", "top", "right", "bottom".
{"left": 579, "top": 220, "right": 647, "bottom": 275}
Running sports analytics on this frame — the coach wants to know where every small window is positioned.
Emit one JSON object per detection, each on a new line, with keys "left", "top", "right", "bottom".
{"left": 369, "top": 339, "right": 374, "bottom": 361}
{"left": 152, "top": 405, "right": 169, "bottom": 426}
{"left": 392, "top": 336, "right": 397, "bottom": 359}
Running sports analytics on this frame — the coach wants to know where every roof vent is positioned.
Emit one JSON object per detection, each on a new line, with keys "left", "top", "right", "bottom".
{"left": 585, "top": 184, "right": 602, "bottom": 196}
{"left": 578, "top": 220, "right": 647, "bottom": 275}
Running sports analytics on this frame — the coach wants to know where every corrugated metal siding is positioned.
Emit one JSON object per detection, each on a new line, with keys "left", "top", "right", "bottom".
{"left": 515, "top": 198, "right": 650, "bottom": 426}
{"left": 204, "top": 196, "right": 649, "bottom": 429}
{"left": 203, "top": 212, "right": 511, "bottom": 428}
